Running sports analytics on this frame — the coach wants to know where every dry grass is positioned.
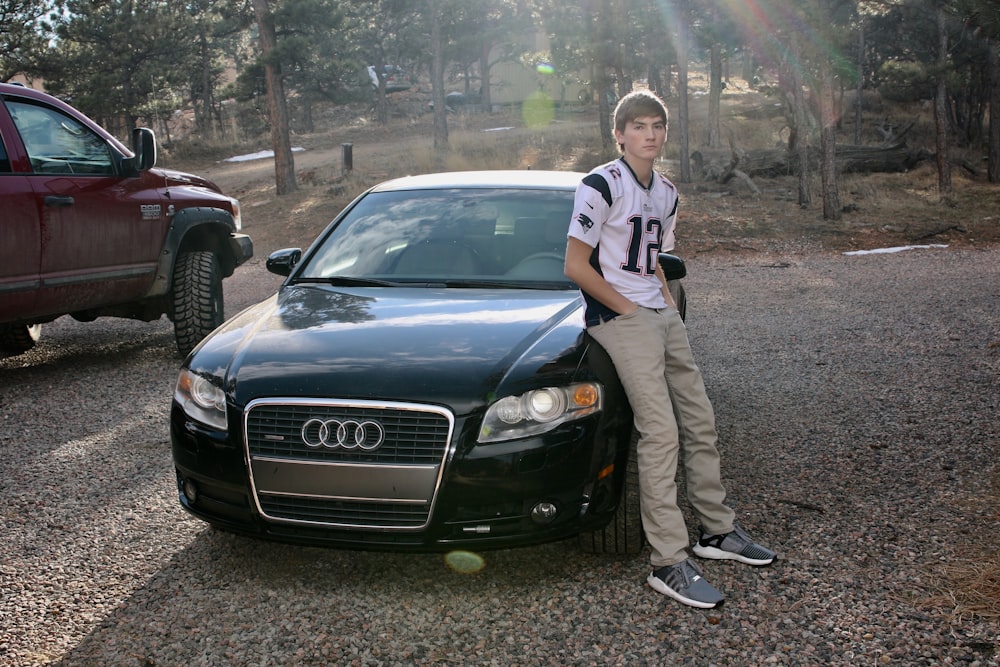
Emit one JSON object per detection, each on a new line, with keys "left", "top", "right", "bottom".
{"left": 922, "top": 557, "right": 1000, "bottom": 621}
{"left": 919, "top": 483, "right": 1000, "bottom": 621}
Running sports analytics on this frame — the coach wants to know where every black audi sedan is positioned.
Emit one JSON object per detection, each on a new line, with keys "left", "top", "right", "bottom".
{"left": 171, "top": 170, "right": 686, "bottom": 554}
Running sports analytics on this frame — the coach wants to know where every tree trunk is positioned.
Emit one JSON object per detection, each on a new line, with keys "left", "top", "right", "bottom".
{"left": 676, "top": 0, "right": 691, "bottom": 183}
{"left": 479, "top": 41, "right": 492, "bottom": 113}
{"left": 989, "top": 37, "right": 1000, "bottom": 184}
{"left": 854, "top": 23, "right": 864, "bottom": 145}
{"left": 252, "top": 0, "right": 296, "bottom": 195}
{"left": 819, "top": 58, "right": 841, "bottom": 220}
{"left": 934, "top": 4, "right": 952, "bottom": 195}
{"left": 196, "top": 29, "right": 215, "bottom": 138}
{"left": 820, "top": 125, "right": 840, "bottom": 219}
{"left": 708, "top": 42, "right": 722, "bottom": 148}
{"left": 374, "top": 54, "right": 389, "bottom": 126}
{"left": 597, "top": 65, "right": 614, "bottom": 152}
{"left": 742, "top": 49, "right": 754, "bottom": 85}
{"left": 790, "top": 30, "right": 811, "bottom": 207}
{"left": 430, "top": 0, "right": 448, "bottom": 151}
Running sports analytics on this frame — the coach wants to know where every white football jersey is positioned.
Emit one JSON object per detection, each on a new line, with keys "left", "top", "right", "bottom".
{"left": 568, "top": 158, "right": 678, "bottom": 325}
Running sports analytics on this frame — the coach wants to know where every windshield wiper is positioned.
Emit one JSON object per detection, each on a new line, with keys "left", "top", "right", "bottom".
{"left": 294, "top": 276, "right": 399, "bottom": 287}
{"left": 439, "top": 278, "right": 574, "bottom": 290}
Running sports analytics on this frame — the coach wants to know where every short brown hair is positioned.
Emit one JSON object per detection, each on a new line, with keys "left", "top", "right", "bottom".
{"left": 613, "top": 90, "right": 668, "bottom": 136}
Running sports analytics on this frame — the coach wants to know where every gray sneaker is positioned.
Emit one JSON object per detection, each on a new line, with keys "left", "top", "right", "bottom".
{"left": 692, "top": 523, "right": 776, "bottom": 566}
{"left": 646, "top": 559, "right": 725, "bottom": 609}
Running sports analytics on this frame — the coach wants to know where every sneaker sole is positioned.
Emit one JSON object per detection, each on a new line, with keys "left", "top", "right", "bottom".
{"left": 692, "top": 544, "right": 775, "bottom": 566}
{"left": 646, "top": 573, "right": 724, "bottom": 609}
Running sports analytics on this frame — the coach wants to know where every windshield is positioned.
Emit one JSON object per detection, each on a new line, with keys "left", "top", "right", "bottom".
{"left": 297, "top": 187, "right": 575, "bottom": 287}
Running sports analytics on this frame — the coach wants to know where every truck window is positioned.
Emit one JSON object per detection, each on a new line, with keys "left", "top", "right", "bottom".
{"left": 7, "top": 100, "right": 114, "bottom": 176}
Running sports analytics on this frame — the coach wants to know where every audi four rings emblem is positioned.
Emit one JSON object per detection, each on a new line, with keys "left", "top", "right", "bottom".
{"left": 301, "top": 418, "right": 386, "bottom": 450}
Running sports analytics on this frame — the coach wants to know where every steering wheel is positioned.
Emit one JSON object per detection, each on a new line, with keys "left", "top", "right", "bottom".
{"left": 515, "top": 252, "right": 564, "bottom": 265}
{"left": 506, "top": 252, "right": 566, "bottom": 278}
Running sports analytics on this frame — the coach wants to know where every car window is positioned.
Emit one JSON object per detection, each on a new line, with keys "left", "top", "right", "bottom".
{"left": 8, "top": 100, "right": 114, "bottom": 176}
{"left": 0, "top": 135, "right": 10, "bottom": 172}
{"left": 300, "top": 188, "right": 574, "bottom": 285}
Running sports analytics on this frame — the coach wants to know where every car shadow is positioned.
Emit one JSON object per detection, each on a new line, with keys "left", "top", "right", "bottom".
{"left": 52, "top": 521, "right": 647, "bottom": 665}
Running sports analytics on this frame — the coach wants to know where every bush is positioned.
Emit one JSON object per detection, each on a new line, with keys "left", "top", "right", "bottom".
{"left": 877, "top": 60, "right": 934, "bottom": 103}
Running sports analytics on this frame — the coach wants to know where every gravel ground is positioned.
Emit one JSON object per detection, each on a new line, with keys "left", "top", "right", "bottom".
{"left": 1, "top": 246, "right": 997, "bottom": 666}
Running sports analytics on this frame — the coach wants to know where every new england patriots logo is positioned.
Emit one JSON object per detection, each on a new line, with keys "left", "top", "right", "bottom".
{"left": 576, "top": 212, "right": 594, "bottom": 232}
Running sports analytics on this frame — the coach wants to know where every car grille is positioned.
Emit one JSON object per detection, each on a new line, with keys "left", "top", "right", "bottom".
{"left": 244, "top": 399, "right": 454, "bottom": 530}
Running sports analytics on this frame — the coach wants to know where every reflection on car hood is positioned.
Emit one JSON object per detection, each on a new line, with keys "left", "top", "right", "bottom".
{"left": 153, "top": 167, "right": 223, "bottom": 194}
{"left": 195, "top": 285, "right": 588, "bottom": 411}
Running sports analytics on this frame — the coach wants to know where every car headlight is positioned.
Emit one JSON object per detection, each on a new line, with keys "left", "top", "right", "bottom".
{"left": 478, "top": 383, "right": 602, "bottom": 443}
{"left": 175, "top": 368, "right": 227, "bottom": 430}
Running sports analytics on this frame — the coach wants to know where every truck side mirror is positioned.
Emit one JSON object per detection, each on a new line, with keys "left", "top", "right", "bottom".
{"left": 131, "top": 127, "right": 157, "bottom": 172}
{"left": 657, "top": 253, "right": 686, "bottom": 281}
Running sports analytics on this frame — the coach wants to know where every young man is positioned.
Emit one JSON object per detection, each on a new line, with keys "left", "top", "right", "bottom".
{"left": 564, "top": 90, "right": 775, "bottom": 609}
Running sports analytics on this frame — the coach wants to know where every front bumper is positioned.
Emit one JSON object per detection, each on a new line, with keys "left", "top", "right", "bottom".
{"left": 228, "top": 233, "right": 254, "bottom": 268}
{"left": 170, "top": 399, "right": 631, "bottom": 551}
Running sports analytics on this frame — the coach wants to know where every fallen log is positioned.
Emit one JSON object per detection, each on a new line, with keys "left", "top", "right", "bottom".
{"left": 691, "top": 141, "right": 933, "bottom": 182}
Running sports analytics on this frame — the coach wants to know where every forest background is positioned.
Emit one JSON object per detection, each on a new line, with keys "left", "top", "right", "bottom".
{"left": 2, "top": 0, "right": 1000, "bottom": 214}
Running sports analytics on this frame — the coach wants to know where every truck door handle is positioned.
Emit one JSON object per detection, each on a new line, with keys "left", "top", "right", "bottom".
{"left": 44, "top": 195, "right": 75, "bottom": 207}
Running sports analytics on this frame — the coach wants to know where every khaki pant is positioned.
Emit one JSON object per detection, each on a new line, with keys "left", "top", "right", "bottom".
{"left": 588, "top": 306, "right": 735, "bottom": 567}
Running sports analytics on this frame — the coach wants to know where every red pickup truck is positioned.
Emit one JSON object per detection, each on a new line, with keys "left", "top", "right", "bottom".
{"left": 0, "top": 82, "right": 252, "bottom": 357}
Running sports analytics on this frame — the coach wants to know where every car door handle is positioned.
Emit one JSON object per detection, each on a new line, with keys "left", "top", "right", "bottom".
{"left": 44, "top": 195, "right": 75, "bottom": 207}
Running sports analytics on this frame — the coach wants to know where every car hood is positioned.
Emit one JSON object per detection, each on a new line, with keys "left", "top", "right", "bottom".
{"left": 192, "top": 285, "right": 589, "bottom": 413}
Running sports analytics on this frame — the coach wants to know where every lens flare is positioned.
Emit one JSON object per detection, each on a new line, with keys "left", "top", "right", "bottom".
{"left": 523, "top": 91, "right": 555, "bottom": 129}
{"left": 445, "top": 550, "right": 485, "bottom": 574}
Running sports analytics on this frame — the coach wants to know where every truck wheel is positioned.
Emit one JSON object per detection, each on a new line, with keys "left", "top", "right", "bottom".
{"left": 578, "top": 430, "right": 645, "bottom": 555}
{"left": 172, "top": 251, "right": 223, "bottom": 356}
{"left": 0, "top": 324, "right": 41, "bottom": 357}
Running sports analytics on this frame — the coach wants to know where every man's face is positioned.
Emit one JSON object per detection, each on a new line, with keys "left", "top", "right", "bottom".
{"left": 614, "top": 115, "right": 667, "bottom": 163}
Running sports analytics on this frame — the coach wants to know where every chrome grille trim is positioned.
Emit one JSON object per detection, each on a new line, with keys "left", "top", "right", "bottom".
{"left": 244, "top": 398, "right": 454, "bottom": 530}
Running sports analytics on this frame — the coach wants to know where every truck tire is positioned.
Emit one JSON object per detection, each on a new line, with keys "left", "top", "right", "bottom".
{"left": 578, "top": 430, "right": 645, "bottom": 555}
{"left": 0, "top": 324, "right": 41, "bottom": 357}
{"left": 172, "top": 250, "right": 224, "bottom": 356}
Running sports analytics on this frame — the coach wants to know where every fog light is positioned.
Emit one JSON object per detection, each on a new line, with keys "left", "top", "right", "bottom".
{"left": 530, "top": 501, "right": 558, "bottom": 525}
{"left": 182, "top": 478, "right": 199, "bottom": 505}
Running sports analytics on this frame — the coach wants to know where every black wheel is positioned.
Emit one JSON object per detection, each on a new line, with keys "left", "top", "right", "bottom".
{"left": 669, "top": 280, "right": 687, "bottom": 321}
{"left": 172, "top": 250, "right": 223, "bottom": 356}
{"left": 0, "top": 323, "right": 41, "bottom": 357}
{"left": 578, "top": 430, "right": 645, "bottom": 555}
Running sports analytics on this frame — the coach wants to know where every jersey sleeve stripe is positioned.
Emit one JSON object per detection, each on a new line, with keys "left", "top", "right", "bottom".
{"left": 582, "top": 173, "right": 613, "bottom": 208}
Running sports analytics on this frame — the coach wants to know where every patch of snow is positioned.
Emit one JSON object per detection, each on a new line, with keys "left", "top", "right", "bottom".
{"left": 843, "top": 244, "right": 948, "bottom": 256}
{"left": 224, "top": 147, "right": 306, "bottom": 163}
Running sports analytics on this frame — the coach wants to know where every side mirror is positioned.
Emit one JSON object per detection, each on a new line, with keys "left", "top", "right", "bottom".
{"left": 266, "top": 248, "right": 303, "bottom": 277}
{"left": 131, "top": 127, "right": 156, "bottom": 172}
{"left": 657, "top": 253, "right": 686, "bottom": 281}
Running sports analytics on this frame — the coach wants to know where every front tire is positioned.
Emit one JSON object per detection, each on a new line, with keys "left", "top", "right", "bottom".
{"left": 578, "top": 430, "right": 645, "bottom": 555}
{"left": 172, "top": 251, "right": 223, "bottom": 356}
{"left": 0, "top": 323, "right": 41, "bottom": 357}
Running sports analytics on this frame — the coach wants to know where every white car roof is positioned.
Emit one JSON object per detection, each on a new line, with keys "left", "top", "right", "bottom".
{"left": 370, "top": 170, "right": 584, "bottom": 193}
